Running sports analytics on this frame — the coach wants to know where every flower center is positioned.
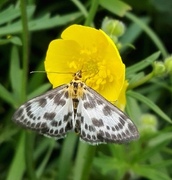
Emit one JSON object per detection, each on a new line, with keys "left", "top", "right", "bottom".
{"left": 68, "top": 47, "right": 114, "bottom": 91}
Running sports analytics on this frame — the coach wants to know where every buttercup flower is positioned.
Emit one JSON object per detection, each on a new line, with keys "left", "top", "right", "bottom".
{"left": 45, "top": 24, "right": 126, "bottom": 107}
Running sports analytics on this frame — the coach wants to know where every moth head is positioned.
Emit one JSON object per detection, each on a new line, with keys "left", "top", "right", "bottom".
{"left": 73, "top": 70, "right": 82, "bottom": 80}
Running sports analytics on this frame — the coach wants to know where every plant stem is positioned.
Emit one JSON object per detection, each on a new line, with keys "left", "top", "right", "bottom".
{"left": 20, "top": 1, "right": 36, "bottom": 179}
{"left": 20, "top": 0, "right": 30, "bottom": 101}
{"left": 84, "top": 0, "right": 99, "bottom": 26}
{"left": 25, "top": 132, "right": 37, "bottom": 180}
{"left": 57, "top": 133, "right": 78, "bottom": 180}
{"left": 128, "top": 72, "right": 154, "bottom": 90}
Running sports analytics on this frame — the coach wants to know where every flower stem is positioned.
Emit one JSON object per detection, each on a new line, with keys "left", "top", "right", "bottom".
{"left": 128, "top": 72, "right": 154, "bottom": 90}
{"left": 20, "top": 0, "right": 30, "bottom": 101}
{"left": 20, "top": 1, "right": 36, "bottom": 179}
{"left": 73, "top": 142, "right": 96, "bottom": 180}
{"left": 25, "top": 132, "right": 37, "bottom": 180}
{"left": 84, "top": 0, "right": 99, "bottom": 26}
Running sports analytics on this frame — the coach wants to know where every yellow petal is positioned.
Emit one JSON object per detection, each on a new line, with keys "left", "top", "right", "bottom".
{"left": 45, "top": 39, "right": 81, "bottom": 87}
{"left": 114, "top": 81, "right": 129, "bottom": 111}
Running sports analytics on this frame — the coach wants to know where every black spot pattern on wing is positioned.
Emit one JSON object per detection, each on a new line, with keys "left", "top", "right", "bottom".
{"left": 78, "top": 85, "right": 139, "bottom": 145}
{"left": 12, "top": 84, "right": 73, "bottom": 140}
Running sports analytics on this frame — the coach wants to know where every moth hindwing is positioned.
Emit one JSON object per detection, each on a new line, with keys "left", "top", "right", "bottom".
{"left": 12, "top": 71, "right": 139, "bottom": 145}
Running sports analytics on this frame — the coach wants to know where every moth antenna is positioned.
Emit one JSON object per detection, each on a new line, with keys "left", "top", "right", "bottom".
{"left": 30, "top": 71, "right": 74, "bottom": 74}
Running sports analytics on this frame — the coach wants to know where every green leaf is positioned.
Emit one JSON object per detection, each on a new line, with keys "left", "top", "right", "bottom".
{"left": 28, "top": 62, "right": 46, "bottom": 92}
{"left": 120, "top": 17, "right": 150, "bottom": 53}
{"left": 0, "top": 12, "right": 82, "bottom": 36}
{"left": 0, "top": 84, "right": 16, "bottom": 107}
{"left": 0, "top": 36, "right": 22, "bottom": 46}
{"left": 127, "top": 91, "right": 172, "bottom": 123}
{"left": 133, "top": 165, "right": 171, "bottom": 180}
{"left": 10, "top": 36, "right": 22, "bottom": 46}
{"left": 10, "top": 46, "right": 23, "bottom": 103}
{"left": 99, "top": 0, "right": 131, "bottom": 17}
{"left": 126, "top": 51, "right": 160, "bottom": 77}
{"left": 0, "top": 5, "right": 35, "bottom": 26}
{"left": 126, "top": 95, "right": 142, "bottom": 123}
{"left": 7, "top": 132, "right": 26, "bottom": 180}
{"left": 0, "top": 5, "right": 20, "bottom": 25}
{"left": 36, "top": 139, "right": 55, "bottom": 178}
{"left": 148, "top": 132, "right": 172, "bottom": 147}
{"left": 126, "top": 12, "right": 168, "bottom": 58}
{"left": 27, "top": 83, "right": 51, "bottom": 100}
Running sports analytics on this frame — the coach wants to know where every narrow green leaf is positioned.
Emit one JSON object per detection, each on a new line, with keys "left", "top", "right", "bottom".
{"left": 7, "top": 132, "right": 26, "bottom": 180}
{"left": 0, "top": 5, "right": 20, "bottom": 25}
{"left": 36, "top": 140, "right": 55, "bottom": 178}
{"left": 120, "top": 17, "right": 150, "bottom": 53}
{"left": 28, "top": 62, "right": 46, "bottom": 92}
{"left": 100, "top": 0, "right": 131, "bottom": 17}
{"left": 126, "top": 12, "right": 168, "bottom": 58}
{"left": 133, "top": 165, "right": 171, "bottom": 180}
{"left": 10, "top": 46, "right": 23, "bottom": 102}
{"left": 0, "top": 84, "right": 16, "bottom": 107}
{"left": 0, "top": 12, "right": 82, "bottom": 36}
{"left": 0, "top": 5, "right": 35, "bottom": 26}
{"left": 27, "top": 83, "right": 51, "bottom": 100}
{"left": 148, "top": 132, "right": 172, "bottom": 147}
{"left": 127, "top": 91, "right": 171, "bottom": 123}
{"left": 126, "top": 51, "right": 160, "bottom": 77}
{"left": 10, "top": 36, "right": 22, "bottom": 46}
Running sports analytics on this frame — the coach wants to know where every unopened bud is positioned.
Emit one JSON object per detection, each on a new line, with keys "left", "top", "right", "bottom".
{"left": 139, "top": 114, "right": 158, "bottom": 135}
{"left": 164, "top": 56, "right": 172, "bottom": 75}
{"left": 153, "top": 61, "right": 166, "bottom": 76}
{"left": 102, "top": 17, "right": 125, "bottom": 37}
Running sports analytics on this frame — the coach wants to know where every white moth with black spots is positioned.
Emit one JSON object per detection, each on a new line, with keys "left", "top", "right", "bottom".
{"left": 12, "top": 71, "right": 139, "bottom": 145}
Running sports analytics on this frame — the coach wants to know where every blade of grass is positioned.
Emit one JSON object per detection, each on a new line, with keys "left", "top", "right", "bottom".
{"left": 133, "top": 165, "right": 171, "bottom": 180}
{"left": 127, "top": 91, "right": 172, "bottom": 123}
{"left": 36, "top": 139, "right": 56, "bottom": 178}
{"left": 126, "top": 51, "right": 160, "bottom": 77}
{"left": 120, "top": 17, "right": 150, "bottom": 53}
{"left": 0, "top": 84, "right": 17, "bottom": 107}
{"left": 7, "top": 132, "right": 26, "bottom": 180}
{"left": 126, "top": 12, "right": 168, "bottom": 58}
{"left": 71, "top": 0, "right": 88, "bottom": 17}
{"left": 27, "top": 83, "right": 51, "bottom": 100}
{"left": 10, "top": 45, "right": 23, "bottom": 102}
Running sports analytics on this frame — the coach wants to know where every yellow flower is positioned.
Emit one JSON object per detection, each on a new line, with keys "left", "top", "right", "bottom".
{"left": 114, "top": 81, "right": 128, "bottom": 111}
{"left": 45, "top": 24, "right": 125, "bottom": 106}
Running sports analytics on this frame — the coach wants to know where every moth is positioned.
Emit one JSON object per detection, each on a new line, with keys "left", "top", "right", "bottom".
{"left": 12, "top": 70, "right": 139, "bottom": 145}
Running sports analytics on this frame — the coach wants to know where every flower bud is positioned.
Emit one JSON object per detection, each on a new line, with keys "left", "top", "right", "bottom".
{"left": 153, "top": 61, "right": 166, "bottom": 76}
{"left": 102, "top": 17, "right": 125, "bottom": 37}
{"left": 139, "top": 114, "right": 158, "bottom": 135}
{"left": 164, "top": 56, "right": 172, "bottom": 75}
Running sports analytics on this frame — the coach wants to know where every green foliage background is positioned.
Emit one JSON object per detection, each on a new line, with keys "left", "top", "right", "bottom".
{"left": 0, "top": 0, "right": 172, "bottom": 180}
